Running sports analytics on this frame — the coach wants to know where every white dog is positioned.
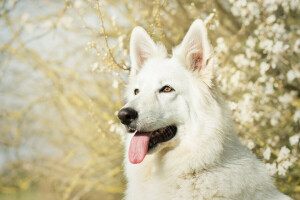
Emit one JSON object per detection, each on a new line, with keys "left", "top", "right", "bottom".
{"left": 118, "top": 19, "right": 292, "bottom": 200}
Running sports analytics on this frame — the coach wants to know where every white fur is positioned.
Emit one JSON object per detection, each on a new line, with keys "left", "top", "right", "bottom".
{"left": 122, "top": 19, "right": 292, "bottom": 200}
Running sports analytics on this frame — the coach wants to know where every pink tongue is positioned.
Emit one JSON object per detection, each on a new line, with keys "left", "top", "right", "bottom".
{"left": 128, "top": 132, "right": 151, "bottom": 164}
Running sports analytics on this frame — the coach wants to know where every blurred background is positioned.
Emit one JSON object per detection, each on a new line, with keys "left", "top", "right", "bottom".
{"left": 0, "top": 0, "right": 299, "bottom": 199}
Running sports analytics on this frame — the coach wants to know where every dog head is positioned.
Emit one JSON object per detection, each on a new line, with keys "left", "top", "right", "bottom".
{"left": 118, "top": 19, "right": 222, "bottom": 164}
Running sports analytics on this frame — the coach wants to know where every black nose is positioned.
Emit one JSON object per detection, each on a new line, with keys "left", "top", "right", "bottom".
{"left": 118, "top": 107, "right": 138, "bottom": 125}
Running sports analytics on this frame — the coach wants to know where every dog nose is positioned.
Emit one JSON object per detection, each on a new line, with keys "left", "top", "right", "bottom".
{"left": 118, "top": 107, "right": 138, "bottom": 125}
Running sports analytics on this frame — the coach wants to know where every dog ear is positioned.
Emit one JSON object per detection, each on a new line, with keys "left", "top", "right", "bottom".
{"left": 175, "top": 19, "right": 211, "bottom": 73}
{"left": 130, "top": 27, "right": 160, "bottom": 77}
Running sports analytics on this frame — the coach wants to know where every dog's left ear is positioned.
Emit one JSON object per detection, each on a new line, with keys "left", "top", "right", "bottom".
{"left": 174, "top": 19, "right": 212, "bottom": 75}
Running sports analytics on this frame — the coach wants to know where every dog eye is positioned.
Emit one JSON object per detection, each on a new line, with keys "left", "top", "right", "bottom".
{"left": 160, "top": 86, "right": 174, "bottom": 93}
{"left": 134, "top": 89, "right": 139, "bottom": 95}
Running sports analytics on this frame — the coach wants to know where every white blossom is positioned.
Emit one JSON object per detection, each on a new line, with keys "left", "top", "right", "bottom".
{"left": 247, "top": 141, "right": 255, "bottom": 150}
{"left": 278, "top": 93, "right": 293, "bottom": 105}
{"left": 286, "top": 69, "right": 300, "bottom": 83}
{"left": 229, "top": 101, "right": 237, "bottom": 110}
{"left": 262, "top": 0, "right": 279, "bottom": 13}
{"left": 118, "top": 35, "right": 126, "bottom": 49}
{"left": 265, "top": 163, "right": 277, "bottom": 175}
{"left": 234, "top": 54, "right": 250, "bottom": 68}
{"left": 277, "top": 146, "right": 290, "bottom": 162}
{"left": 281, "top": 160, "right": 293, "bottom": 169}
{"left": 270, "top": 111, "right": 280, "bottom": 126}
{"left": 112, "top": 80, "right": 119, "bottom": 89}
{"left": 215, "top": 37, "right": 228, "bottom": 54}
{"left": 289, "top": 134, "right": 300, "bottom": 146}
{"left": 294, "top": 110, "right": 300, "bottom": 122}
{"left": 260, "top": 62, "right": 270, "bottom": 75}
{"left": 91, "top": 62, "right": 99, "bottom": 72}
{"left": 259, "top": 39, "right": 273, "bottom": 53}
{"left": 290, "top": 0, "right": 300, "bottom": 10}
{"left": 265, "top": 82, "right": 274, "bottom": 95}
{"left": 272, "top": 41, "right": 285, "bottom": 54}
{"left": 294, "top": 39, "right": 300, "bottom": 53}
{"left": 277, "top": 164, "right": 287, "bottom": 176}
{"left": 246, "top": 36, "right": 257, "bottom": 48}
{"left": 266, "top": 15, "right": 276, "bottom": 24}
{"left": 277, "top": 160, "right": 293, "bottom": 176}
{"left": 263, "top": 147, "right": 271, "bottom": 160}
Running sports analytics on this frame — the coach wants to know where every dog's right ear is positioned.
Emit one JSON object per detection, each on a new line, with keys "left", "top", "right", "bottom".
{"left": 129, "top": 27, "right": 165, "bottom": 77}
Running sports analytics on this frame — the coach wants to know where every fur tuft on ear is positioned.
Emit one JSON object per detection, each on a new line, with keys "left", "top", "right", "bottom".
{"left": 130, "top": 27, "right": 167, "bottom": 77}
{"left": 173, "top": 19, "right": 212, "bottom": 73}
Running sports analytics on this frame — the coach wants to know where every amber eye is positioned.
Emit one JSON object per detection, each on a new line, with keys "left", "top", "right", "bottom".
{"left": 160, "top": 86, "right": 174, "bottom": 93}
{"left": 134, "top": 89, "right": 139, "bottom": 95}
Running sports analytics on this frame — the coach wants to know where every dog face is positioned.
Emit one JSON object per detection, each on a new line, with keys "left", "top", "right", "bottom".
{"left": 124, "top": 58, "right": 190, "bottom": 131}
{"left": 118, "top": 20, "right": 216, "bottom": 164}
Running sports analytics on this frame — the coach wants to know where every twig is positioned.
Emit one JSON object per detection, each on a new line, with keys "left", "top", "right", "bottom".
{"left": 96, "top": 0, "right": 128, "bottom": 70}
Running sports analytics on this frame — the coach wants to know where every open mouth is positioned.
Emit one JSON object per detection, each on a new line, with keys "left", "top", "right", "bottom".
{"left": 128, "top": 125, "right": 177, "bottom": 164}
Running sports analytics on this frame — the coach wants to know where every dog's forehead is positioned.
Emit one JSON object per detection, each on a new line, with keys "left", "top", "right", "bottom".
{"left": 136, "top": 58, "right": 185, "bottom": 83}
